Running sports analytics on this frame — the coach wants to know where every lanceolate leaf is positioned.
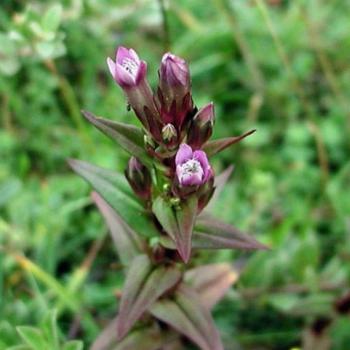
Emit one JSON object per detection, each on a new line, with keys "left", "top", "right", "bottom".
{"left": 91, "top": 320, "right": 164, "bottom": 350}
{"left": 92, "top": 192, "right": 145, "bottom": 265}
{"left": 185, "top": 263, "right": 240, "bottom": 309}
{"left": 150, "top": 284, "right": 224, "bottom": 350}
{"left": 68, "top": 159, "right": 156, "bottom": 238}
{"left": 152, "top": 196, "right": 198, "bottom": 263}
{"left": 202, "top": 129, "right": 256, "bottom": 157}
{"left": 193, "top": 216, "right": 268, "bottom": 250}
{"left": 81, "top": 110, "right": 151, "bottom": 166}
{"left": 116, "top": 255, "right": 181, "bottom": 340}
{"left": 206, "top": 165, "right": 234, "bottom": 211}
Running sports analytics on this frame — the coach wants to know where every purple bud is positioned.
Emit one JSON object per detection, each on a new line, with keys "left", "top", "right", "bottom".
{"left": 187, "top": 102, "right": 215, "bottom": 149}
{"left": 175, "top": 144, "right": 212, "bottom": 186}
{"left": 160, "top": 53, "right": 189, "bottom": 87}
{"left": 107, "top": 46, "right": 161, "bottom": 135}
{"left": 107, "top": 47, "right": 147, "bottom": 88}
{"left": 158, "top": 53, "right": 193, "bottom": 130}
{"left": 125, "top": 157, "right": 151, "bottom": 200}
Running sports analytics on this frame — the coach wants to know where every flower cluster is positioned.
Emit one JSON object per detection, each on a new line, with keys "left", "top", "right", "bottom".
{"left": 70, "top": 46, "right": 264, "bottom": 350}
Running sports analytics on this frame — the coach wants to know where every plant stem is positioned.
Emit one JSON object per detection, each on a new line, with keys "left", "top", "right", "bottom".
{"left": 254, "top": 0, "right": 330, "bottom": 188}
{"left": 158, "top": 0, "right": 171, "bottom": 51}
{"left": 44, "top": 59, "right": 91, "bottom": 146}
{"left": 213, "top": 0, "right": 265, "bottom": 94}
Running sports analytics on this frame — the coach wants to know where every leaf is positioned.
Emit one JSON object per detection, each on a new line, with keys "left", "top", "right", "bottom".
{"left": 16, "top": 327, "right": 47, "bottom": 350}
{"left": 63, "top": 341, "right": 84, "bottom": 350}
{"left": 68, "top": 159, "right": 156, "bottom": 238}
{"left": 152, "top": 196, "right": 198, "bottom": 263}
{"left": 41, "top": 4, "right": 63, "bottom": 33}
{"left": 185, "top": 263, "right": 239, "bottom": 309}
{"left": 82, "top": 110, "right": 151, "bottom": 166}
{"left": 205, "top": 165, "right": 234, "bottom": 211}
{"left": 150, "top": 284, "right": 224, "bottom": 350}
{"left": 41, "top": 310, "right": 59, "bottom": 350}
{"left": 116, "top": 255, "right": 181, "bottom": 340}
{"left": 202, "top": 129, "right": 256, "bottom": 157}
{"left": 193, "top": 216, "right": 268, "bottom": 250}
{"left": 92, "top": 192, "right": 145, "bottom": 265}
{"left": 113, "top": 325, "right": 166, "bottom": 350}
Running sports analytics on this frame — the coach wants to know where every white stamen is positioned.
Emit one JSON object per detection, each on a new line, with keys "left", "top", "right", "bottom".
{"left": 122, "top": 57, "right": 139, "bottom": 76}
{"left": 179, "top": 159, "right": 203, "bottom": 182}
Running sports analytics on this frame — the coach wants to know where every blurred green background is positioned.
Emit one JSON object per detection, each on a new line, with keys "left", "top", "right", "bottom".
{"left": 1, "top": 0, "right": 350, "bottom": 349}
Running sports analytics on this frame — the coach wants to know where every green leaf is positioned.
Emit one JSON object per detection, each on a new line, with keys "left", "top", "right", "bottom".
{"left": 82, "top": 110, "right": 151, "bottom": 166}
{"left": 193, "top": 215, "right": 268, "bottom": 250}
{"left": 116, "top": 255, "right": 181, "bottom": 340}
{"left": 150, "top": 284, "right": 223, "bottom": 350}
{"left": 41, "top": 310, "right": 59, "bottom": 350}
{"left": 202, "top": 129, "right": 256, "bottom": 157}
{"left": 92, "top": 192, "right": 145, "bottom": 265}
{"left": 41, "top": 4, "right": 63, "bottom": 33}
{"left": 68, "top": 159, "right": 156, "bottom": 238}
{"left": 152, "top": 196, "right": 198, "bottom": 263}
{"left": 16, "top": 326, "right": 47, "bottom": 350}
{"left": 63, "top": 340, "right": 84, "bottom": 350}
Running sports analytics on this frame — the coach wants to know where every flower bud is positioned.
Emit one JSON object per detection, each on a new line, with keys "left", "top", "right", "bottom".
{"left": 158, "top": 53, "right": 193, "bottom": 130}
{"left": 125, "top": 157, "right": 151, "bottom": 200}
{"left": 107, "top": 46, "right": 160, "bottom": 134}
{"left": 187, "top": 102, "right": 215, "bottom": 149}
{"left": 162, "top": 123, "right": 177, "bottom": 143}
{"left": 175, "top": 144, "right": 212, "bottom": 187}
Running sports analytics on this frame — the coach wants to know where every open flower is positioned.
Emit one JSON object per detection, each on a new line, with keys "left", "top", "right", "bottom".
{"left": 107, "top": 47, "right": 147, "bottom": 88}
{"left": 107, "top": 46, "right": 161, "bottom": 136}
{"left": 175, "top": 144, "right": 212, "bottom": 186}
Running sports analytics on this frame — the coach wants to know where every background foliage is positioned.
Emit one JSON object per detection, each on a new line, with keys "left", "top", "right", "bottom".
{"left": 1, "top": 0, "right": 350, "bottom": 349}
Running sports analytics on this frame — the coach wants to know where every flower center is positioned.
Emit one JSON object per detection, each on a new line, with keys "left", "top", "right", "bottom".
{"left": 179, "top": 159, "right": 203, "bottom": 180}
{"left": 121, "top": 57, "right": 139, "bottom": 76}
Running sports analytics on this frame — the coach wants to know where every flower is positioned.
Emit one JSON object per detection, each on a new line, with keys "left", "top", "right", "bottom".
{"left": 175, "top": 144, "right": 212, "bottom": 186}
{"left": 187, "top": 102, "right": 215, "bottom": 149}
{"left": 107, "top": 47, "right": 147, "bottom": 88}
{"left": 160, "top": 53, "right": 189, "bottom": 87}
{"left": 158, "top": 53, "right": 193, "bottom": 129}
{"left": 107, "top": 46, "right": 161, "bottom": 136}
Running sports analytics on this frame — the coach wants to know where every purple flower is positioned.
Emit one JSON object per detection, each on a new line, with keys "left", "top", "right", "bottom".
{"left": 107, "top": 47, "right": 147, "bottom": 88}
{"left": 158, "top": 53, "right": 193, "bottom": 129}
{"left": 175, "top": 144, "right": 212, "bottom": 186}
{"left": 107, "top": 46, "right": 161, "bottom": 137}
{"left": 160, "top": 53, "right": 189, "bottom": 87}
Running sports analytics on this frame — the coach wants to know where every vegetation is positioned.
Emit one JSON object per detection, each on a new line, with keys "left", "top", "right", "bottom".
{"left": 1, "top": 1, "right": 350, "bottom": 349}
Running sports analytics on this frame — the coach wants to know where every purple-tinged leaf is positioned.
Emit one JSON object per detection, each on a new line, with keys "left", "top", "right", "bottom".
{"left": 152, "top": 196, "right": 198, "bottom": 263}
{"left": 81, "top": 110, "right": 151, "bottom": 166}
{"left": 150, "top": 284, "right": 224, "bottom": 350}
{"left": 202, "top": 129, "right": 256, "bottom": 157}
{"left": 116, "top": 255, "right": 181, "bottom": 340}
{"left": 185, "top": 263, "right": 240, "bottom": 309}
{"left": 92, "top": 320, "right": 165, "bottom": 350}
{"left": 206, "top": 165, "right": 234, "bottom": 211}
{"left": 68, "top": 159, "right": 156, "bottom": 238}
{"left": 193, "top": 216, "right": 268, "bottom": 250}
{"left": 92, "top": 192, "right": 145, "bottom": 264}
